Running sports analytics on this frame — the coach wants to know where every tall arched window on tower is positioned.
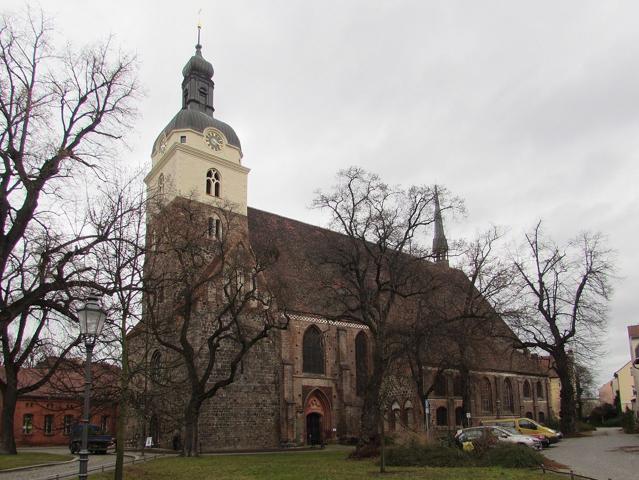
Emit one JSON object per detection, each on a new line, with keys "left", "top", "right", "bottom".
{"left": 536, "top": 381, "right": 544, "bottom": 399}
{"left": 355, "top": 331, "right": 368, "bottom": 397}
{"left": 302, "top": 326, "right": 324, "bottom": 374}
{"left": 157, "top": 173, "right": 165, "bottom": 195}
{"left": 480, "top": 378, "right": 493, "bottom": 413}
{"left": 206, "top": 169, "right": 221, "bottom": 197}
{"left": 523, "top": 380, "right": 531, "bottom": 399}
{"left": 208, "top": 215, "right": 221, "bottom": 239}
{"left": 503, "top": 378, "right": 514, "bottom": 413}
{"left": 150, "top": 350, "right": 162, "bottom": 383}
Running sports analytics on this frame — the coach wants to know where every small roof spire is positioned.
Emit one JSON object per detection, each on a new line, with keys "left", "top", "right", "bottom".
{"left": 432, "top": 185, "right": 449, "bottom": 264}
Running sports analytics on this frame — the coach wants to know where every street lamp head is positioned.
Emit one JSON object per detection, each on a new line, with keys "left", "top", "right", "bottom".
{"left": 77, "top": 296, "right": 106, "bottom": 347}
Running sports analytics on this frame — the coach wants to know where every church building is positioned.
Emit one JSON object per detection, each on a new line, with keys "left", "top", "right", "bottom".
{"left": 135, "top": 38, "right": 552, "bottom": 451}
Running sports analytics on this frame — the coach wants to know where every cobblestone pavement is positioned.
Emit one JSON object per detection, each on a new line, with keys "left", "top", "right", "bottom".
{"left": 0, "top": 447, "right": 168, "bottom": 480}
{"left": 543, "top": 427, "right": 639, "bottom": 480}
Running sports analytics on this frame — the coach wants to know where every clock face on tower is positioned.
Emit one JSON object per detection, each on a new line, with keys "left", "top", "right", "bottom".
{"left": 205, "top": 129, "right": 225, "bottom": 151}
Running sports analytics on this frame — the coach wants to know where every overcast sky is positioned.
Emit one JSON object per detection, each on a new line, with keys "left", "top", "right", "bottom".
{"left": 9, "top": 1, "right": 639, "bottom": 388}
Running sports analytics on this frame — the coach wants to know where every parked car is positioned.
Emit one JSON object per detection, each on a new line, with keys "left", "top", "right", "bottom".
{"left": 69, "top": 424, "right": 113, "bottom": 454}
{"left": 481, "top": 417, "right": 562, "bottom": 444}
{"left": 454, "top": 426, "right": 543, "bottom": 451}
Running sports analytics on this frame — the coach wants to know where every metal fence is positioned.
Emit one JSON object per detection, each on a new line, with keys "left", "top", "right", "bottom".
{"left": 42, "top": 453, "right": 166, "bottom": 480}
{"left": 541, "top": 465, "right": 609, "bottom": 480}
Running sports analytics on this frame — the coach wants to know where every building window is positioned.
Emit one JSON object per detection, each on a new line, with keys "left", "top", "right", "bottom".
{"left": 523, "top": 380, "right": 531, "bottom": 398}
{"left": 536, "top": 381, "right": 544, "bottom": 399}
{"left": 355, "top": 331, "right": 368, "bottom": 397}
{"left": 206, "top": 169, "right": 221, "bottom": 197}
{"left": 404, "top": 400, "right": 413, "bottom": 427}
{"left": 538, "top": 411, "right": 545, "bottom": 423}
{"left": 453, "top": 376, "right": 463, "bottom": 397}
{"left": 433, "top": 373, "right": 447, "bottom": 397}
{"left": 436, "top": 406, "right": 448, "bottom": 426}
{"left": 63, "top": 415, "right": 73, "bottom": 436}
{"left": 158, "top": 173, "right": 165, "bottom": 195}
{"left": 503, "top": 379, "right": 514, "bottom": 413}
{"left": 151, "top": 350, "right": 162, "bottom": 382}
{"left": 180, "top": 135, "right": 186, "bottom": 143}
{"left": 390, "top": 401, "right": 400, "bottom": 432}
{"left": 302, "top": 326, "right": 324, "bottom": 374}
{"left": 101, "top": 415, "right": 110, "bottom": 433}
{"left": 525, "top": 411, "right": 533, "bottom": 419}
{"left": 22, "top": 414, "right": 33, "bottom": 434}
{"left": 480, "top": 378, "right": 493, "bottom": 413}
{"left": 208, "top": 216, "right": 221, "bottom": 239}
{"left": 44, "top": 415, "right": 54, "bottom": 435}
{"left": 455, "top": 407, "right": 464, "bottom": 426}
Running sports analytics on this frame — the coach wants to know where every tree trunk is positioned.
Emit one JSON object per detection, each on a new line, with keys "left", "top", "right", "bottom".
{"left": 114, "top": 329, "right": 129, "bottom": 480}
{"left": 355, "top": 347, "right": 383, "bottom": 456}
{"left": 460, "top": 365, "right": 472, "bottom": 427}
{"left": 554, "top": 353, "right": 577, "bottom": 434}
{"left": 0, "top": 375, "right": 18, "bottom": 454}
{"left": 183, "top": 400, "right": 201, "bottom": 457}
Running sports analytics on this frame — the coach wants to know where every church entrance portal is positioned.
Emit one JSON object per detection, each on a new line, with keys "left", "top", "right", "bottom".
{"left": 306, "top": 413, "right": 322, "bottom": 445}
{"left": 304, "top": 389, "right": 331, "bottom": 445}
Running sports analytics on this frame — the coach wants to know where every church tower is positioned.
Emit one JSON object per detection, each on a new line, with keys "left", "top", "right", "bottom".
{"left": 432, "top": 186, "right": 449, "bottom": 264}
{"left": 145, "top": 32, "right": 249, "bottom": 215}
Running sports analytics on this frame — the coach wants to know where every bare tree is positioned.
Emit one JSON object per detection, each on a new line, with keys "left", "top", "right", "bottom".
{"left": 143, "top": 197, "right": 288, "bottom": 456}
{"left": 0, "top": 9, "right": 138, "bottom": 453}
{"left": 312, "top": 167, "right": 459, "bottom": 456}
{"left": 508, "top": 222, "right": 614, "bottom": 434}
{"left": 399, "top": 227, "right": 517, "bottom": 429}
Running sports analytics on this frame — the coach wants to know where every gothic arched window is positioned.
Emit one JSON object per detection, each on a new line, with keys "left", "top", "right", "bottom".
{"left": 150, "top": 350, "right": 162, "bottom": 383}
{"left": 503, "top": 379, "right": 514, "bottom": 413}
{"left": 523, "top": 380, "right": 531, "bottom": 398}
{"left": 355, "top": 331, "right": 368, "bottom": 397}
{"left": 480, "top": 378, "right": 493, "bottom": 413}
{"left": 206, "top": 169, "right": 221, "bottom": 197}
{"left": 302, "top": 326, "right": 324, "bottom": 374}
{"left": 536, "top": 381, "right": 544, "bottom": 399}
{"left": 436, "top": 406, "right": 448, "bottom": 426}
{"left": 538, "top": 411, "right": 546, "bottom": 423}
{"left": 455, "top": 406, "right": 464, "bottom": 426}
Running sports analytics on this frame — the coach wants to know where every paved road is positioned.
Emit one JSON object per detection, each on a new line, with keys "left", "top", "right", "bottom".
{"left": 0, "top": 447, "right": 167, "bottom": 480}
{"left": 543, "top": 427, "right": 639, "bottom": 480}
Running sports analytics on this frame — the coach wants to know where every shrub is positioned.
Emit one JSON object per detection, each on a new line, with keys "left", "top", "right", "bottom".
{"left": 589, "top": 403, "right": 618, "bottom": 425}
{"left": 621, "top": 409, "right": 637, "bottom": 434}
{"left": 479, "top": 444, "right": 544, "bottom": 468}
{"left": 600, "top": 416, "right": 622, "bottom": 428}
{"left": 576, "top": 421, "right": 596, "bottom": 432}
{"left": 385, "top": 442, "right": 470, "bottom": 467}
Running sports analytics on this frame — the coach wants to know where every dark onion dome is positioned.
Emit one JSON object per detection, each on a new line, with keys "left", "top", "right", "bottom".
{"left": 182, "top": 44, "right": 214, "bottom": 78}
{"left": 152, "top": 109, "right": 241, "bottom": 154}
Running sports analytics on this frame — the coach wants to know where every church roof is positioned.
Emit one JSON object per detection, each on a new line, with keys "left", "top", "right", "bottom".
{"left": 152, "top": 109, "right": 242, "bottom": 154}
{"left": 246, "top": 207, "right": 546, "bottom": 376}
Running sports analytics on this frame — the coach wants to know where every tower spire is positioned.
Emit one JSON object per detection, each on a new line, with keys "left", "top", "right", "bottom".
{"left": 432, "top": 185, "right": 449, "bottom": 264}
{"left": 196, "top": 11, "right": 202, "bottom": 53}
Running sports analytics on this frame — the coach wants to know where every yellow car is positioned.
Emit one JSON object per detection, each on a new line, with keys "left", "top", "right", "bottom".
{"left": 481, "top": 418, "right": 562, "bottom": 444}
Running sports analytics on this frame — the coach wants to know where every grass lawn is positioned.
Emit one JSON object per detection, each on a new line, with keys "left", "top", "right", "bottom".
{"left": 0, "top": 451, "right": 74, "bottom": 470}
{"left": 90, "top": 448, "right": 560, "bottom": 480}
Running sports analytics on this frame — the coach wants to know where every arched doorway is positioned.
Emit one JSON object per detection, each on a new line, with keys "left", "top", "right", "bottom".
{"left": 149, "top": 414, "right": 160, "bottom": 447}
{"left": 304, "top": 389, "right": 331, "bottom": 445}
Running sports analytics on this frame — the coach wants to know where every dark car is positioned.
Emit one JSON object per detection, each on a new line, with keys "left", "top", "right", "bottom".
{"left": 69, "top": 424, "right": 113, "bottom": 454}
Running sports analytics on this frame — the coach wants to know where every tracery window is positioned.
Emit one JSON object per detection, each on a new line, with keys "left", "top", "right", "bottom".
{"left": 536, "top": 381, "right": 544, "bottom": 399}
{"left": 355, "top": 331, "right": 368, "bottom": 397}
{"left": 206, "top": 169, "right": 221, "bottom": 197}
{"left": 150, "top": 350, "right": 162, "bottom": 383}
{"left": 480, "top": 378, "right": 493, "bottom": 413}
{"left": 503, "top": 379, "right": 514, "bottom": 413}
{"left": 302, "top": 326, "right": 324, "bottom": 374}
{"left": 523, "top": 380, "right": 531, "bottom": 398}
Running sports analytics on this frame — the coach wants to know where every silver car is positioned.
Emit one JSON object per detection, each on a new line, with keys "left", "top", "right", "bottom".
{"left": 455, "top": 425, "right": 543, "bottom": 451}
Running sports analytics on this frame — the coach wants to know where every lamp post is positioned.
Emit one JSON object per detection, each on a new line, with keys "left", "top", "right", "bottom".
{"left": 77, "top": 296, "right": 106, "bottom": 480}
